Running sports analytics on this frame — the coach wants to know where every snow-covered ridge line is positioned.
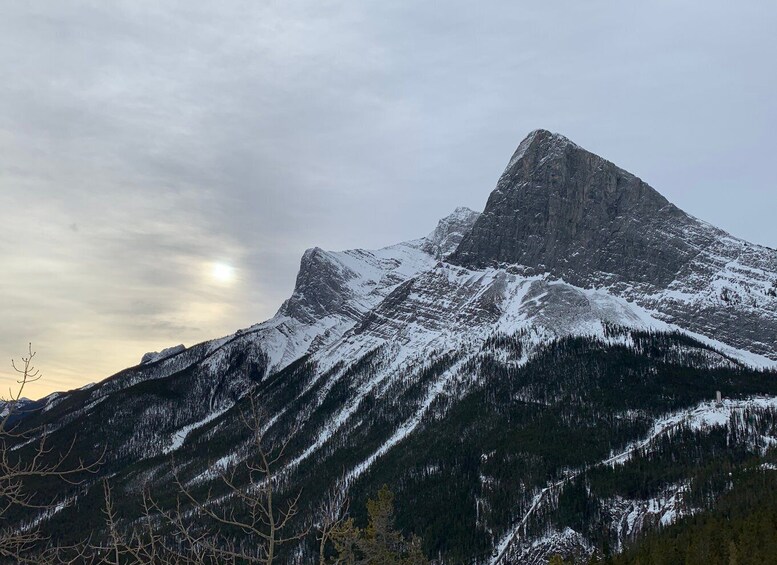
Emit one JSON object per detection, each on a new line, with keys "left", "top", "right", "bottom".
{"left": 491, "top": 395, "right": 777, "bottom": 565}
{"left": 605, "top": 396, "right": 777, "bottom": 469}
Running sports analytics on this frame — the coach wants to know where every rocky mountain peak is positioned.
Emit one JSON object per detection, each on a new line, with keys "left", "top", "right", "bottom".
{"left": 277, "top": 246, "right": 353, "bottom": 324}
{"left": 503, "top": 128, "right": 577, "bottom": 171}
{"left": 277, "top": 208, "right": 479, "bottom": 326}
{"left": 449, "top": 129, "right": 707, "bottom": 289}
{"left": 421, "top": 206, "right": 480, "bottom": 258}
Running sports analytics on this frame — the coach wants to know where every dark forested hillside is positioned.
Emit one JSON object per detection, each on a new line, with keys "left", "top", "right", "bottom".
{"left": 610, "top": 468, "right": 777, "bottom": 565}
{"left": 7, "top": 331, "right": 777, "bottom": 564}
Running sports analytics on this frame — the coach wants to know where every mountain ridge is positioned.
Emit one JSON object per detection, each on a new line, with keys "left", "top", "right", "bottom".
{"left": 450, "top": 129, "right": 777, "bottom": 359}
{"left": 8, "top": 129, "right": 777, "bottom": 565}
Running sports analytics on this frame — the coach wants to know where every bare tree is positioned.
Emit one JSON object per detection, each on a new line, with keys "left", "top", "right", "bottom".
{"left": 92, "top": 480, "right": 212, "bottom": 565}
{"left": 317, "top": 475, "right": 351, "bottom": 565}
{"left": 1, "top": 348, "right": 428, "bottom": 565}
{"left": 170, "top": 396, "right": 308, "bottom": 563}
{"left": 91, "top": 396, "right": 310, "bottom": 564}
{"left": 0, "top": 344, "right": 101, "bottom": 564}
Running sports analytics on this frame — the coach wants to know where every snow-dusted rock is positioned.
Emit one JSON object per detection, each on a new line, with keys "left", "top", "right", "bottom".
{"left": 451, "top": 129, "right": 777, "bottom": 359}
{"left": 140, "top": 344, "right": 186, "bottom": 365}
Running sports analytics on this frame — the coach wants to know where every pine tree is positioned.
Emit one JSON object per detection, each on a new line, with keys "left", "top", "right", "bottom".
{"left": 727, "top": 540, "right": 738, "bottom": 565}
{"left": 331, "top": 486, "right": 429, "bottom": 565}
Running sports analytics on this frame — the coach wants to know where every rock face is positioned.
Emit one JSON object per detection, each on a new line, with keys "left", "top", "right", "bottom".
{"left": 277, "top": 247, "right": 355, "bottom": 324}
{"left": 421, "top": 206, "right": 480, "bottom": 258}
{"left": 277, "top": 208, "right": 479, "bottom": 328}
{"left": 140, "top": 344, "right": 186, "bottom": 365}
{"left": 451, "top": 129, "right": 706, "bottom": 288}
{"left": 451, "top": 129, "right": 777, "bottom": 358}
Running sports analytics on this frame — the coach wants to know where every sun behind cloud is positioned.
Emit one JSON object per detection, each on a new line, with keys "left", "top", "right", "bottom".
{"left": 210, "top": 262, "right": 235, "bottom": 284}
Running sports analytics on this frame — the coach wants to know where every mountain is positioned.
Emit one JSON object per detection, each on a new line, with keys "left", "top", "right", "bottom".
{"left": 6, "top": 130, "right": 777, "bottom": 564}
{"left": 0, "top": 397, "right": 42, "bottom": 426}
{"left": 450, "top": 129, "right": 777, "bottom": 359}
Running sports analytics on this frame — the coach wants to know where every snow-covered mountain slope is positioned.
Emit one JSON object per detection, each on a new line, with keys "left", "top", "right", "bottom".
{"left": 491, "top": 396, "right": 777, "bottom": 565}
{"left": 10, "top": 129, "right": 777, "bottom": 565}
{"left": 308, "top": 262, "right": 774, "bottom": 389}
{"left": 451, "top": 129, "right": 777, "bottom": 359}
{"left": 228, "top": 207, "right": 480, "bottom": 377}
{"left": 29, "top": 208, "right": 481, "bottom": 457}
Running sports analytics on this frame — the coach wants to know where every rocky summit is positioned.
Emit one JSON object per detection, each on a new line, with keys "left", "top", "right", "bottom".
{"left": 451, "top": 129, "right": 694, "bottom": 285}
{"left": 452, "top": 129, "right": 777, "bottom": 359}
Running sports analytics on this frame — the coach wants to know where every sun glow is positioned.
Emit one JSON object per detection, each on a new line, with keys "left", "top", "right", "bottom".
{"left": 210, "top": 262, "right": 235, "bottom": 284}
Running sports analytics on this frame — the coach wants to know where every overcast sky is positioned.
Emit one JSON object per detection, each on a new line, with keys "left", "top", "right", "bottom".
{"left": 2, "top": 1, "right": 776, "bottom": 399}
